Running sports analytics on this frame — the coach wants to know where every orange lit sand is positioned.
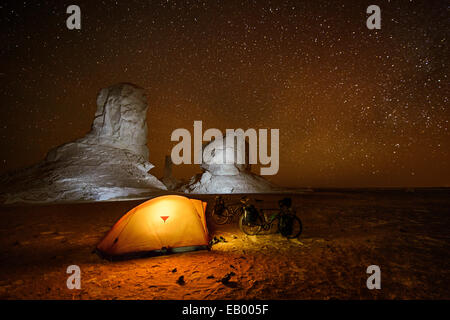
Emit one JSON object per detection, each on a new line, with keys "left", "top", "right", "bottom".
{"left": 0, "top": 191, "right": 448, "bottom": 299}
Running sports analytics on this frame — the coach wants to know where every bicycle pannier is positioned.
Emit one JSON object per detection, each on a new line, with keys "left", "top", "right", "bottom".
{"left": 243, "top": 205, "right": 258, "bottom": 225}
{"left": 279, "top": 215, "right": 293, "bottom": 236}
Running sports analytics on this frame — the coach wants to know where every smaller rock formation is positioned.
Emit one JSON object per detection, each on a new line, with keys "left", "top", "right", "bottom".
{"left": 180, "top": 133, "right": 279, "bottom": 193}
{"left": 161, "top": 155, "right": 181, "bottom": 191}
{"left": 0, "top": 83, "right": 166, "bottom": 203}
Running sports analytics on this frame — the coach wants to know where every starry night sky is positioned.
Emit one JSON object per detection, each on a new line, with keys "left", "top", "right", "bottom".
{"left": 0, "top": 0, "right": 448, "bottom": 187}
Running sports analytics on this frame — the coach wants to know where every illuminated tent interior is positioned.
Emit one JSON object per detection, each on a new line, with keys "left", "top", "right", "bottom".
{"left": 96, "top": 195, "right": 209, "bottom": 258}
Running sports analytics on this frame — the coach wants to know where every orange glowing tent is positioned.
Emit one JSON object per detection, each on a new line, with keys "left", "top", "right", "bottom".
{"left": 96, "top": 195, "right": 209, "bottom": 258}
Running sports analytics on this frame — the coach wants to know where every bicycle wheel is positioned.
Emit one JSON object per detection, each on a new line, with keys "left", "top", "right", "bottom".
{"left": 279, "top": 215, "right": 303, "bottom": 239}
{"left": 238, "top": 214, "right": 262, "bottom": 235}
{"left": 230, "top": 206, "right": 243, "bottom": 222}
{"left": 212, "top": 207, "right": 232, "bottom": 225}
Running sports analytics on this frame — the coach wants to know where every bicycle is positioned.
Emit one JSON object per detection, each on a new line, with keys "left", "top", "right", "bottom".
{"left": 211, "top": 196, "right": 242, "bottom": 225}
{"left": 238, "top": 197, "right": 303, "bottom": 239}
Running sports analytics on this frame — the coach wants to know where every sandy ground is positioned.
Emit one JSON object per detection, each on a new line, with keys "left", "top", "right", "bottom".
{"left": 0, "top": 190, "right": 449, "bottom": 300}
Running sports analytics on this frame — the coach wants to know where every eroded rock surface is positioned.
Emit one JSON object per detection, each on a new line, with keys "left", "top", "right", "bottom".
{"left": 181, "top": 133, "right": 279, "bottom": 193}
{"left": 0, "top": 83, "right": 166, "bottom": 203}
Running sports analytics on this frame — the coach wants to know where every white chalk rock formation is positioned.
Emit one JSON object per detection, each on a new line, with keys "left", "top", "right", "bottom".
{"left": 180, "top": 133, "right": 279, "bottom": 194}
{"left": 0, "top": 83, "right": 167, "bottom": 203}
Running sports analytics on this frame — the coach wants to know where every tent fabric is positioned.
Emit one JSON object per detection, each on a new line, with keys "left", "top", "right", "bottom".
{"left": 97, "top": 195, "right": 209, "bottom": 257}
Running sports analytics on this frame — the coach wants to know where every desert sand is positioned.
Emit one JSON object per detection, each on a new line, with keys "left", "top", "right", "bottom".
{"left": 0, "top": 190, "right": 448, "bottom": 299}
